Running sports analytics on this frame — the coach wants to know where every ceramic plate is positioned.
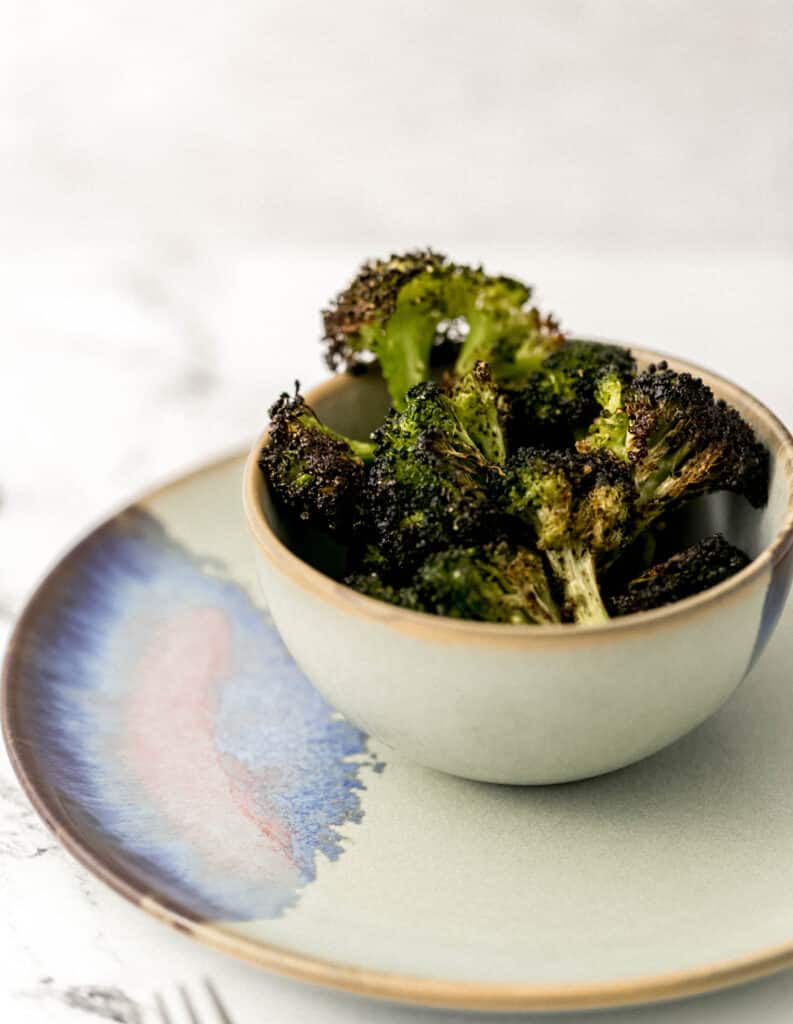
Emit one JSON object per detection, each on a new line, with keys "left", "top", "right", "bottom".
{"left": 5, "top": 453, "right": 793, "bottom": 1012}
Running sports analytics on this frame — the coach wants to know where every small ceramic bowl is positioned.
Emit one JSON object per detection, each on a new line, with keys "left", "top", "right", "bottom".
{"left": 244, "top": 344, "right": 793, "bottom": 785}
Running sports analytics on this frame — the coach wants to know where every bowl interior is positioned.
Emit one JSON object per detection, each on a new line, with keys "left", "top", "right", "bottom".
{"left": 257, "top": 347, "right": 793, "bottom": 590}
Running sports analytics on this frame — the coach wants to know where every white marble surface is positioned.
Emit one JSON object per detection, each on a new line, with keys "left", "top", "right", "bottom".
{"left": 1, "top": 242, "right": 793, "bottom": 1022}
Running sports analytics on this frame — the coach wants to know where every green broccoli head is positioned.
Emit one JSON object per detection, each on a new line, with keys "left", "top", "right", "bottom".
{"left": 446, "top": 361, "right": 509, "bottom": 466}
{"left": 414, "top": 541, "right": 561, "bottom": 624}
{"left": 580, "top": 365, "right": 631, "bottom": 461}
{"left": 453, "top": 287, "right": 565, "bottom": 386}
{"left": 345, "top": 540, "right": 560, "bottom": 625}
{"left": 501, "top": 448, "right": 637, "bottom": 623}
{"left": 365, "top": 382, "right": 502, "bottom": 569}
{"left": 608, "top": 533, "right": 750, "bottom": 616}
{"left": 322, "top": 250, "right": 449, "bottom": 410}
{"left": 510, "top": 341, "right": 636, "bottom": 448}
{"left": 343, "top": 569, "right": 424, "bottom": 612}
{"left": 322, "top": 251, "right": 564, "bottom": 408}
{"left": 578, "top": 361, "right": 769, "bottom": 528}
{"left": 258, "top": 388, "right": 374, "bottom": 535}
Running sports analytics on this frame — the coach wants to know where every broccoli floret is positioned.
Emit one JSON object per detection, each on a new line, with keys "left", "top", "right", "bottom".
{"left": 580, "top": 365, "right": 631, "bottom": 461}
{"left": 578, "top": 362, "right": 769, "bottom": 530}
{"left": 510, "top": 341, "right": 636, "bottom": 448}
{"left": 501, "top": 448, "right": 636, "bottom": 624}
{"left": 322, "top": 250, "right": 449, "bottom": 410}
{"left": 452, "top": 280, "right": 565, "bottom": 386}
{"left": 446, "top": 361, "right": 509, "bottom": 466}
{"left": 344, "top": 569, "right": 424, "bottom": 612}
{"left": 347, "top": 540, "right": 561, "bottom": 624}
{"left": 608, "top": 533, "right": 750, "bottom": 616}
{"left": 364, "top": 382, "right": 501, "bottom": 570}
{"left": 414, "top": 541, "right": 561, "bottom": 624}
{"left": 322, "top": 251, "right": 564, "bottom": 408}
{"left": 259, "top": 388, "right": 374, "bottom": 534}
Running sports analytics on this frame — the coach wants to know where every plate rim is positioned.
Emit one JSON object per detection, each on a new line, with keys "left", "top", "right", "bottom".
{"left": 4, "top": 448, "right": 793, "bottom": 1012}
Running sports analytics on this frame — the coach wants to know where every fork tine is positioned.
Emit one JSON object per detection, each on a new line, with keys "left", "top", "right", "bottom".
{"left": 154, "top": 993, "right": 174, "bottom": 1024}
{"left": 179, "top": 985, "right": 202, "bottom": 1024}
{"left": 204, "top": 978, "right": 234, "bottom": 1024}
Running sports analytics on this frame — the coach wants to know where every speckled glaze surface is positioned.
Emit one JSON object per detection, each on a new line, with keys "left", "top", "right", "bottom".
{"left": 245, "top": 348, "right": 793, "bottom": 785}
{"left": 7, "top": 443, "right": 793, "bottom": 1010}
{"left": 8, "top": 504, "right": 375, "bottom": 922}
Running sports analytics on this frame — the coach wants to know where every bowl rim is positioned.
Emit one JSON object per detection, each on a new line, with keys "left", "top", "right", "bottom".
{"left": 243, "top": 342, "right": 793, "bottom": 645}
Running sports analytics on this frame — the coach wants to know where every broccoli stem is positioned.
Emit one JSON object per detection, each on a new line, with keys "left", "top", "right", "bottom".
{"left": 347, "top": 438, "right": 376, "bottom": 463}
{"left": 379, "top": 305, "right": 442, "bottom": 410}
{"left": 546, "top": 548, "right": 610, "bottom": 625}
{"left": 636, "top": 437, "right": 694, "bottom": 507}
{"left": 455, "top": 314, "right": 498, "bottom": 377}
{"left": 310, "top": 419, "right": 375, "bottom": 463}
{"left": 455, "top": 311, "right": 549, "bottom": 384}
{"left": 505, "top": 577, "right": 561, "bottom": 626}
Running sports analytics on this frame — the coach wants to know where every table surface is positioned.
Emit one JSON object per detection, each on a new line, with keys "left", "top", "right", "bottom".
{"left": 2, "top": 243, "right": 792, "bottom": 1023}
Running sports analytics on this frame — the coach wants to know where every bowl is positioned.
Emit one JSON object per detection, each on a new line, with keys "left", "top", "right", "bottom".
{"left": 243, "top": 344, "right": 793, "bottom": 785}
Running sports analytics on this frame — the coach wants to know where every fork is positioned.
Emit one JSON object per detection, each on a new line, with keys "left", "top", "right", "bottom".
{"left": 154, "top": 979, "right": 234, "bottom": 1023}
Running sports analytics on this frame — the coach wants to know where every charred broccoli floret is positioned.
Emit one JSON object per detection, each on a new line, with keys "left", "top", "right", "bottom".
{"left": 510, "top": 341, "right": 636, "bottom": 448}
{"left": 578, "top": 362, "right": 768, "bottom": 529}
{"left": 346, "top": 541, "right": 561, "bottom": 624}
{"left": 501, "top": 448, "right": 636, "bottom": 624}
{"left": 452, "top": 280, "right": 565, "bottom": 386}
{"left": 322, "top": 250, "right": 448, "bottom": 410}
{"left": 580, "top": 365, "right": 631, "bottom": 461}
{"left": 344, "top": 570, "right": 424, "bottom": 612}
{"left": 267, "top": 250, "right": 773, "bottom": 628}
{"left": 414, "top": 541, "right": 561, "bottom": 624}
{"left": 608, "top": 533, "right": 750, "bottom": 616}
{"left": 322, "top": 251, "right": 564, "bottom": 408}
{"left": 446, "top": 361, "right": 509, "bottom": 466}
{"left": 258, "top": 388, "right": 374, "bottom": 534}
{"left": 365, "top": 382, "right": 502, "bottom": 570}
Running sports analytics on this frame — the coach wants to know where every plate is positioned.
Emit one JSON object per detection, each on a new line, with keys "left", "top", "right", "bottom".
{"left": 5, "top": 452, "right": 793, "bottom": 1012}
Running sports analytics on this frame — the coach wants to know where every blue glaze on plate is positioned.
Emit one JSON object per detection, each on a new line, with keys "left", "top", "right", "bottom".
{"left": 13, "top": 508, "right": 376, "bottom": 920}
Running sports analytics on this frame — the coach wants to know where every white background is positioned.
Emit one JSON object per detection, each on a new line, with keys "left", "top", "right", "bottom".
{"left": 2, "top": 1, "right": 792, "bottom": 249}
{"left": 2, "top": 1, "right": 793, "bottom": 1021}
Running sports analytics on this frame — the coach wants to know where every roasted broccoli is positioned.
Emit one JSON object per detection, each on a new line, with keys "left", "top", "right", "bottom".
{"left": 322, "top": 250, "right": 448, "bottom": 410}
{"left": 346, "top": 541, "right": 561, "bottom": 624}
{"left": 263, "top": 254, "right": 772, "bottom": 626}
{"left": 364, "top": 382, "right": 502, "bottom": 570}
{"left": 452, "top": 281, "right": 565, "bottom": 386}
{"left": 322, "top": 251, "right": 564, "bottom": 408}
{"left": 344, "top": 570, "right": 424, "bottom": 612}
{"left": 579, "top": 364, "right": 631, "bottom": 461}
{"left": 608, "top": 533, "right": 750, "bottom": 616}
{"left": 258, "top": 388, "right": 374, "bottom": 534}
{"left": 510, "top": 341, "right": 636, "bottom": 448}
{"left": 501, "top": 449, "right": 636, "bottom": 623}
{"left": 578, "top": 362, "right": 768, "bottom": 530}
{"left": 414, "top": 542, "right": 561, "bottom": 624}
{"left": 446, "top": 361, "right": 509, "bottom": 466}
